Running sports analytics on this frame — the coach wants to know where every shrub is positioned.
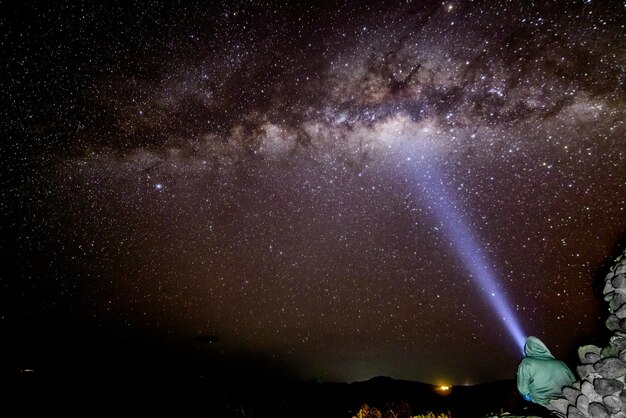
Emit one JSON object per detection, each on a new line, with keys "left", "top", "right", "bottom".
{"left": 353, "top": 404, "right": 383, "bottom": 418}
{"left": 353, "top": 404, "right": 452, "bottom": 418}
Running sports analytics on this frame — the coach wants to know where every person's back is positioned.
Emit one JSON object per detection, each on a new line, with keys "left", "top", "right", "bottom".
{"left": 517, "top": 336, "right": 576, "bottom": 407}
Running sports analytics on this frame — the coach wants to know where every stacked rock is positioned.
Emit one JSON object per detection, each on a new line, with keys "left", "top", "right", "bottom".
{"left": 552, "top": 249, "right": 626, "bottom": 418}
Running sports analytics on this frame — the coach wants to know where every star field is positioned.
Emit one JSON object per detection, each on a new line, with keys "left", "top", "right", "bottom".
{"left": 2, "top": 0, "right": 626, "bottom": 385}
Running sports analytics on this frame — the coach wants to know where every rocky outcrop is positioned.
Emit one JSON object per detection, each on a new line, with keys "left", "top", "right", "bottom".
{"left": 552, "top": 250, "right": 626, "bottom": 418}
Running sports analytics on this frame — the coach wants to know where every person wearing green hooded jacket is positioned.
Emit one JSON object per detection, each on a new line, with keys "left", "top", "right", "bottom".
{"left": 517, "top": 336, "right": 576, "bottom": 410}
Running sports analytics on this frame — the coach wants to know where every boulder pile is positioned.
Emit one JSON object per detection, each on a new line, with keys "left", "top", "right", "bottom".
{"left": 552, "top": 249, "right": 626, "bottom": 418}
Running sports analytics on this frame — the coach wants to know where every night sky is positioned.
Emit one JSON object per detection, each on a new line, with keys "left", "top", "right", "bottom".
{"left": 2, "top": 0, "right": 626, "bottom": 386}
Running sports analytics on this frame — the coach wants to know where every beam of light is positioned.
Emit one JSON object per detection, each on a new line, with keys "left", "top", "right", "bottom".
{"left": 405, "top": 157, "right": 526, "bottom": 354}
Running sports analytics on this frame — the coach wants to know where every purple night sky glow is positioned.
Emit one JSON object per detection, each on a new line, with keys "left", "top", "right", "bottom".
{"left": 3, "top": 0, "right": 626, "bottom": 388}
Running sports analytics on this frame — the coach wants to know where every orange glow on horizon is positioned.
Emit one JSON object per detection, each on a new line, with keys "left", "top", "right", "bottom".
{"left": 435, "top": 384, "right": 452, "bottom": 395}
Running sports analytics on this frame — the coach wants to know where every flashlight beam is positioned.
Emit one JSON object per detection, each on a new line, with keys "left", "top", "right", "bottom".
{"left": 409, "top": 161, "right": 526, "bottom": 353}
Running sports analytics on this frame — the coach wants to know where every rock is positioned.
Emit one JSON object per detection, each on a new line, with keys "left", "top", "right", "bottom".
{"left": 613, "top": 274, "right": 626, "bottom": 289}
{"left": 549, "top": 397, "right": 569, "bottom": 414}
{"left": 607, "top": 315, "right": 621, "bottom": 331}
{"left": 607, "top": 291, "right": 617, "bottom": 302}
{"left": 610, "top": 292, "right": 626, "bottom": 311}
{"left": 611, "top": 412, "right": 626, "bottom": 418}
{"left": 611, "top": 291, "right": 626, "bottom": 307}
{"left": 599, "top": 333, "right": 626, "bottom": 360}
{"left": 594, "top": 358, "right": 626, "bottom": 378}
{"left": 581, "top": 379, "right": 594, "bottom": 393}
{"left": 616, "top": 304, "right": 626, "bottom": 319}
{"left": 594, "top": 378, "right": 624, "bottom": 395}
{"left": 610, "top": 332, "right": 626, "bottom": 351}
{"left": 578, "top": 365, "right": 598, "bottom": 381}
{"left": 606, "top": 280, "right": 617, "bottom": 295}
{"left": 581, "top": 379, "right": 594, "bottom": 395}
{"left": 573, "top": 381, "right": 582, "bottom": 390}
{"left": 576, "top": 393, "right": 590, "bottom": 414}
{"left": 587, "top": 352, "right": 602, "bottom": 364}
{"left": 603, "top": 394, "right": 622, "bottom": 412}
{"left": 580, "top": 345, "right": 603, "bottom": 363}
{"left": 588, "top": 402, "right": 609, "bottom": 418}
{"left": 619, "top": 318, "right": 626, "bottom": 332}
{"left": 617, "top": 264, "right": 626, "bottom": 275}
{"left": 563, "top": 386, "right": 582, "bottom": 403}
{"left": 568, "top": 404, "right": 586, "bottom": 418}
{"left": 601, "top": 344, "right": 618, "bottom": 358}
{"left": 582, "top": 380, "right": 603, "bottom": 403}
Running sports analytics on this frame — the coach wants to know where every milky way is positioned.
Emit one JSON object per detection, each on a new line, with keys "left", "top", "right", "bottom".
{"left": 3, "top": 0, "right": 626, "bottom": 384}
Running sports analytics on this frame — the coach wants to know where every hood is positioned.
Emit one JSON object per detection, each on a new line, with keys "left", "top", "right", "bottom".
{"left": 524, "top": 336, "right": 554, "bottom": 358}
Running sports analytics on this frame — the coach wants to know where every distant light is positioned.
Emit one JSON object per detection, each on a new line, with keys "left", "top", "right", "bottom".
{"left": 436, "top": 384, "right": 452, "bottom": 395}
{"left": 155, "top": 183, "right": 163, "bottom": 190}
